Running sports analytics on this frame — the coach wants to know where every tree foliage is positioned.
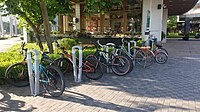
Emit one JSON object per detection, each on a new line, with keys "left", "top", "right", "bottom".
{"left": 167, "top": 16, "right": 177, "bottom": 32}
{"left": 0, "top": 0, "right": 73, "bottom": 52}
{"left": 83, "top": 0, "right": 122, "bottom": 15}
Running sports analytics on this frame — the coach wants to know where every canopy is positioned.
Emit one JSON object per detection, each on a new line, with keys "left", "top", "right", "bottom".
{"left": 164, "top": 0, "right": 199, "bottom": 15}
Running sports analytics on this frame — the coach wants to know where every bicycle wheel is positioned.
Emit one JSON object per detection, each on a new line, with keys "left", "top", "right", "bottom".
{"left": 117, "top": 49, "right": 134, "bottom": 73}
{"left": 5, "top": 62, "right": 29, "bottom": 87}
{"left": 111, "top": 55, "right": 130, "bottom": 76}
{"left": 42, "top": 65, "right": 65, "bottom": 97}
{"left": 156, "top": 48, "right": 168, "bottom": 55}
{"left": 155, "top": 51, "right": 168, "bottom": 64}
{"left": 135, "top": 50, "right": 154, "bottom": 68}
{"left": 53, "top": 57, "right": 73, "bottom": 75}
{"left": 83, "top": 54, "right": 103, "bottom": 80}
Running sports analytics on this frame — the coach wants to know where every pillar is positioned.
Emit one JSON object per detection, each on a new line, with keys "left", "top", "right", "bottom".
{"left": 54, "top": 16, "right": 58, "bottom": 31}
{"left": 122, "top": 0, "right": 127, "bottom": 33}
{"left": 14, "top": 16, "right": 17, "bottom": 36}
{"left": 10, "top": 16, "right": 14, "bottom": 36}
{"left": 184, "top": 18, "right": 190, "bottom": 34}
{"left": 100, "top": 14, "right": 105, "bottom": 34}
{"left": 162, "top": 9, "right": 168, "bottom": 43}
{"left": 58, "top": 14, "right": 64, "bottom": 34}
{"left": 75, "top": 3, "right": 81, "bottom": 31}
{"left": 142, "top": 0, "right": 151, "bottom": 36}
{"left": 142, "top": 0, "right": 164, "bottom": 41}
{"left": 150, "top": 0, "right": 163, "bottom": 41}
{"left": 0, "top": 15, "right": 4, "bottom": 37}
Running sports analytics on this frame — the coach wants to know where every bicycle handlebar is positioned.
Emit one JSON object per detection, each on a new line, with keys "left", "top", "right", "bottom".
{"left": 20, "top": 42, "right": 27, "bottom": 55}
{"left": 54, "top": 40, "right": 68, "bottom": 54}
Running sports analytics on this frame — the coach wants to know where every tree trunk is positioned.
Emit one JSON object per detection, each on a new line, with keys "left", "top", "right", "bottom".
{"left": 40, "top": 2, "right": 53, "bottom": 53}
{"left": 24, "top": 17, "right": 44, "bottom": 51}
{"left": 35, "top": 30, "right": 44, "bottom": 51}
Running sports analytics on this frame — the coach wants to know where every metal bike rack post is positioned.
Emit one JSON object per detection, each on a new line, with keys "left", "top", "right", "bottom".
{"left": 72, "top": 46, "right": 82, "bottom": 82}
{"left": 128, "top": 40, "right": 136, "bottom": 56}
{"left": 128, "top": 40, "right": 137, "bottom": 65}
{"left": 105, "top": 43, "right": 115, "bottom": 73}
{"left": 27, "top": 50, "right": 40, "bottom": 96}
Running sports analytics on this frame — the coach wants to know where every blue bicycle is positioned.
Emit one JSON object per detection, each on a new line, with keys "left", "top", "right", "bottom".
{"left": 5, "top": 42, "right": 65, "bottom": 97}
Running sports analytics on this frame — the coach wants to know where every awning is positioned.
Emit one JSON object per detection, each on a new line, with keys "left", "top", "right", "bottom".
{"left": 164, "top": 0, "right": 199, "bottom": 16}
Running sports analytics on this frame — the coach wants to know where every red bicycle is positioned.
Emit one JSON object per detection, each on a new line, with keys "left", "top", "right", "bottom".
{"left": 53, "top": 41, "right": 103, "bottom": 80}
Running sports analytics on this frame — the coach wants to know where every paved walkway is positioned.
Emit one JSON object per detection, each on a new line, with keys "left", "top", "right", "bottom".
{"left": 1, "top": 39, "right": 200, "bottom": 112}
{"left": 0, "top": 37, "right": 22, "bottom": 52}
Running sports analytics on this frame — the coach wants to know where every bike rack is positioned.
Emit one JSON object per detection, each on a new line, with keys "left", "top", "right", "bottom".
{"left": 27, "top": 50, "right": 40, "bottom": 96}
{"left": 72, "top": 46, "right": 82, "bottom": 82}
{"left": 128, "top": 40, "right": 136, "bottom": 65}
{"left": 105, "top": 43, "right": 115, "bottom": 73}
{"left": 128, "top": 40, "right": 136, "bottom": 55}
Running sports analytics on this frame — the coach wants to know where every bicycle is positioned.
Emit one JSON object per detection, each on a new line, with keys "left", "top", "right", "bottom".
{"left": 38, "top": 52, "right": 65, "bottom": 97}
{"left": 148, "top": 34, "right": 168, "bottom": 55}
{"left": 53, "top": 41, "right": 103, "bottom": 80}
{"left": 97, "top": 40, "right": 134, "bottom": 73}
{"left": 92, "top": 40, "right": 131, "bottom": 76}
{"left": 108, "top": 38, "right": 154, "bottom": 68}
{"left": 146, "top": 35, "right": 168, "bottom": 64}
{"left": 5, "top": 42, "right": 65, "bottom": 97}
{"left": 5, "top": 42, "right": 29, "bottom": 87}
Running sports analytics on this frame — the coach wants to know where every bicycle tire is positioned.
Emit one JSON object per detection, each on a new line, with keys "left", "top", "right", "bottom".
{"left": 155, "top": 51, "right": 168, "bottom": 64}
{"left": 117, "top": 49, "right": 134, "bottom": 73}
{"left": 156, "top": 48, "right": 168, "bottom": 55}
{"left": 83, "top": 54, "right": 103, "bottom": 80}
{"left": 42, "top": 65, "right": 65, "bottom": 97}
{"left": 134, "top": 50, "right": 154, "bottom": 68}
{"left": 5, "top": 62, "right": 29, "bottom": 87}
{"left": 111, "top": 55, "right": 131, "bottom": 76}
{"left": 53, "top": 57, "right": 73, "bottom": 75}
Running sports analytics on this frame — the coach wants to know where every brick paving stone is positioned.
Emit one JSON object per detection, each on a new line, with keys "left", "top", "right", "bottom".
{"left": 1, "top": 39, "right": 200, "bottom": 111}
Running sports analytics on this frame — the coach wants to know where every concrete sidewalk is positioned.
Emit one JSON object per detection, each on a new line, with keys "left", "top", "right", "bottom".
{"left": 1, "top": 39, "right": 200, "bottom": 112}
{"left": 0, "top": 37, "right": 22, "bottom": 52}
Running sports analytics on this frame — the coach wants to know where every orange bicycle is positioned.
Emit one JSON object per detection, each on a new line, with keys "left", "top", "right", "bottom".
{"left": 53, "top": 41, "right": 103, "bottom": 80}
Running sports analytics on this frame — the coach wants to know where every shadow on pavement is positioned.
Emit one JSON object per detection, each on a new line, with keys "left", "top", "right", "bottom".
{"left": 0, "top": 90, "right": 36, "bottom": 111}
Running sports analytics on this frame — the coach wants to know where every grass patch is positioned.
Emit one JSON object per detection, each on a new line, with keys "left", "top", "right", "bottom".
{"left": 0, "top": 39, "right": 96, "bottom": 85}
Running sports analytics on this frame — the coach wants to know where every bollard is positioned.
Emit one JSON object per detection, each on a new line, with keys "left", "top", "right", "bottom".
{"left": 128, "top": 40, "right": 137, "bottom": 66}
{"left": 128, "top": 40, "right": 136, "bottom": 56}
{"left": 72, "top": 46, "right": 82, "bottom": 82}
{"left": 105, "top": 43, "right": 115, "bottom": 73}
{"left": 27, "top": 50, "right": 40, "bottom": 96}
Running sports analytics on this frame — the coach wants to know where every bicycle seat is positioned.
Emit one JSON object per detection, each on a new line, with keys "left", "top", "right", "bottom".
{"left": 42, "top": 53, "right": 50, "bottom": 60}
{"left": 140, "top": 46, "right": 151, "bottom": 50}
{"left": 43, "top": 52, "right": 50, "bottom": 54}
{"left": 106, "top": 43, "right": 115, "bottom": 47}
{"left": 156, "top": 43, "right": 162, "bottom": 47}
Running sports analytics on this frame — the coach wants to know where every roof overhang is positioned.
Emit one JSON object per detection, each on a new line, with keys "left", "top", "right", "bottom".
{"left": 164, "top": 0, "right": 199, "bottom": 16}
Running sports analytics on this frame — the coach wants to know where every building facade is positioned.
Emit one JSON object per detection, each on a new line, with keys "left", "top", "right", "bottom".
{"left": 57, "top": 0, "right": 198, "bottom": 42}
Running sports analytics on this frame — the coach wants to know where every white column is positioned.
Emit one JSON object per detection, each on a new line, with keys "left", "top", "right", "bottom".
{"left": 142, "top": 0, "right": 151, "bottom": 36}
{"left": 55, "top": 16, "right": 58, "bottom": 31}
{"left": 0, "top": 15, "right": 4, "bottom": 37}
{"left": 14, "top": 16, "right": 17, "bottom": 36}
{"left": 23, "top": 27, "right": 28, "bottom": 42}
{"left": 75, "top": 3, "right": 81, "bottom": 31}
{"left": 149, "top": 0, "right": 164, "bottom": 41}
{"left": 162, "top": 9, "right": 168, "bottom": 43}
{"left": 10, "top": 16, "right": 14, "bottom": 36}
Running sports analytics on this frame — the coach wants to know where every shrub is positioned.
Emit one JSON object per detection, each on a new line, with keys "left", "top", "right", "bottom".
{"left": 167, "top": 33, "right": 182, "bottom": 38}
{"left": 57, "top": 38, "right": 79, "bottom": 50}
{"left": 0, "top": 41, "right": 95, "bottom": 85}
{"left": 136, "top": 39, "right": 145, "bottom": 46}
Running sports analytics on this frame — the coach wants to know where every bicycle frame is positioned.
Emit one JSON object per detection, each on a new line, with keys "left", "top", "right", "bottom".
{"left": 56, "top": 42, "right": 95, "bottom": 73}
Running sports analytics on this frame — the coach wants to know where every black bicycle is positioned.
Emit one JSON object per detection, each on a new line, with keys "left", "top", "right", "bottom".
{"left": 92, "top": 40, "right": 132, "bottom": 76}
